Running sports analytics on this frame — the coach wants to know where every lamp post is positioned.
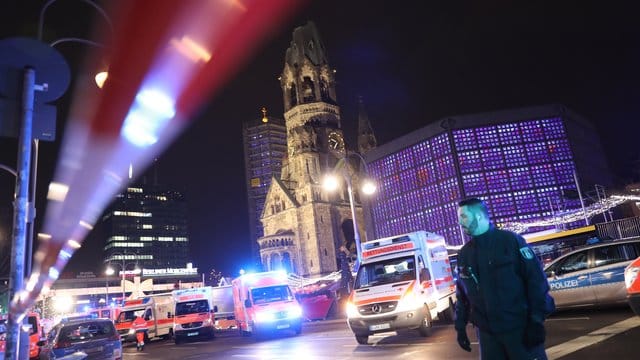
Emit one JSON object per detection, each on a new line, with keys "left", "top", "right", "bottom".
{"left": 323, "top": 151, "right": 376, "bottom": 271}
{"left": 105, "top": 252, "right": 141, "bottom": 304}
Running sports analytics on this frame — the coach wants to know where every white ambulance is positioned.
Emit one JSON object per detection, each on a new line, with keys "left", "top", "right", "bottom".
{"left": 232, "top": 271, "right": 303, "bottom": 337}
{"left": 172, "top": 287, "right": 216, "bottom": 344}
{"left": 114, "top": 293, "right": 174, "bottom": 341}
{"left": 346, "top": 231, "right": 456, "bottom": 344}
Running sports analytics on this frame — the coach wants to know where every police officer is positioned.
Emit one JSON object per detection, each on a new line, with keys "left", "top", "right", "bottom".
{"left": 455, "top": 198, "right": 554, "bottom": 360}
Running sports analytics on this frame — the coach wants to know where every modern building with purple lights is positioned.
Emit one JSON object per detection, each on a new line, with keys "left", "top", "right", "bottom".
{"left": 364, "top": 104, "right": 612, "bottom": 245}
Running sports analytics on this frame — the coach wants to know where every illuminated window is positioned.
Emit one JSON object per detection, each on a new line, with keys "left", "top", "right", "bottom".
{"left": 142, "top": 224, "right": 153, "bottom": 229}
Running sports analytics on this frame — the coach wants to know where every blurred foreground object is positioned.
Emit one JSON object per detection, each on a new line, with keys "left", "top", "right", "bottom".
{"left": 11, "top": 0, "right": 305, "bottom": 332}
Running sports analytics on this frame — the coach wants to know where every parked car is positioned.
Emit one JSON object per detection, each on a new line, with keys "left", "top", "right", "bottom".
{"left": 625, "top": 256, "right": 640, "bottom": 315}
{"left": 544, "top": 238, "right": 640, "bottom": 309}
{"left": 38, "top": 318, "right": 122, "bottom": 360}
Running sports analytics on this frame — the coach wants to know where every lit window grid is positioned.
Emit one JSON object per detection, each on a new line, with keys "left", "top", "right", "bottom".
{"left": 369, "top": 116, "right": 579, "bottom": 246}
{"left": 476, "top": 126, "right": 500, "bottom": 149}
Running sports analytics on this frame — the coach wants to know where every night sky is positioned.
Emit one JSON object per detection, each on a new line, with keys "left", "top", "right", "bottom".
{"left": 1, "top": 1, "right": 639, "bottom": 278}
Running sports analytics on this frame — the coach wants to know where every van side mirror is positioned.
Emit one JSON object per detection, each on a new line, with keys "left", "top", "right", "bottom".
{"left": 213, "top": 305, "right": 218, "bottom": 313}
{"left": 244, "top": 299, "right": 252, "bottom": 308}
{"left": 168, "top": 312, "right": 173, "bottom": 318}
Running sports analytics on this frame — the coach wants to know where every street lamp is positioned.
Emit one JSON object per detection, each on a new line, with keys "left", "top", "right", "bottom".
{"left": 105, "top": 253, "right": 141, "bottom": 304}
{"left": 323, "top": 152, "right": 376, "bottom": 271}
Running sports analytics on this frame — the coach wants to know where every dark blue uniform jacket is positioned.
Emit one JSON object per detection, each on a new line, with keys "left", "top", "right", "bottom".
{"left": 454, "top": 226, "right": 553, "bottom": 334}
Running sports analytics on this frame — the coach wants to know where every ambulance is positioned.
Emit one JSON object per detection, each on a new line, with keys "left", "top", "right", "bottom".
{"left": 211, "top": 284, "right": 236, "bottom": 330}
{"left": 114, "top": 293, "right": 174, "bottom": 341}
{"left": 346, "top": 231, "right": 456, "bottom": 345}
{"left": 625, "top": 256, "right": 640, "bottom": 316}
{"left": 172, "top": 287, "right": 215, "bottom": 344}
{"left": 232, "top": 271, "right": 303, "bottom": 337}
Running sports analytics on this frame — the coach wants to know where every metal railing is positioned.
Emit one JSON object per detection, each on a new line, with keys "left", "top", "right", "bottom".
{"left": 596, "top": 216, "right": 640, "bottom": 240}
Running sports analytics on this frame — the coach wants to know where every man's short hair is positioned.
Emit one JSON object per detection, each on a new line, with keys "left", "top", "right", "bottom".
{"left": 458, "top": 197, "right": 490, "bottom": 217}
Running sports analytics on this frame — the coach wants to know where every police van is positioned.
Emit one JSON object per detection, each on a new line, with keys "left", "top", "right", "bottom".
{"left": 346, "top": 231, "right": 456, "bottom": 345}
{"left": 544, "top": 238, "right": 640, "bottom": 308}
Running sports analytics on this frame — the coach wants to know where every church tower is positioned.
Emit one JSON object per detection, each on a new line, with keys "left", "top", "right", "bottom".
{"left": 258, "top": 21, "right": 365, "bottom": 277}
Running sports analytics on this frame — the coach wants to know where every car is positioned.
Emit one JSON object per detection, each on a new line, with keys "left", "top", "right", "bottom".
{"left": 544, "top": 238, "right": 640, "bottom": 309}
{"left": 38, "top": 318, "right": 122, "bottom": 360}
{"left": 624, "top": 256, "right": 640, "bottom": 315}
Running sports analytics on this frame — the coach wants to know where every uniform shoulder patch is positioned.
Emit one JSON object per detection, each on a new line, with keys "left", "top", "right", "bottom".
{"left": 519, "top": 247, "right": 535, "bottom": 260}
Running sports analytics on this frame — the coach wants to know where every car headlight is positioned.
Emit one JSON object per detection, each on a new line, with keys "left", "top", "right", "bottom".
{"left": 255, "top": 311, "right": 275, "bottom": 323}
{"left": 345, "top": 302, "right": 359, "bottom": 318}
{"left": 625, "top": 266, "right": 640, "bottom": 289}
{"left": 288, "top": 305, "right": 303, "bottom": 318}
{"left": 396, "top": 289, "right": 422, "bottom": 312}
{"left": 128, "top": 328, "right": 135, "bottom": 335}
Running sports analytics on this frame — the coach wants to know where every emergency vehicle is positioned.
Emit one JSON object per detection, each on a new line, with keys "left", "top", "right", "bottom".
{"left": 232, "top": 271, "right": 303, "bottom": 337}
{"left": 114, "top": 293, "right": 174, "bottom": 341}
{"left": 172, "top": 287, "right": 215, "bottom": 343}
{"left": 625, "top": 256, "right": 640, "bottom": 316}
{"left": 346, "top": 231, "right": 457, "bottom": 345}
{"left": 0, "top": 312, "right": 44, "bottom": 359}
{"left": 211, "top": 284, "right": 236, "bottom": 329}
{"left": 544, "top": 239, "right": 640, "bottom": 308}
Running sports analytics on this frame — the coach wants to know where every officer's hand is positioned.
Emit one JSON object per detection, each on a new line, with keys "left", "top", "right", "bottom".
{"left": 524, "top": 321, "right": 546, "bottom": 347}
{"left": 457, "top": 330, "right": 471, "bottom": 352}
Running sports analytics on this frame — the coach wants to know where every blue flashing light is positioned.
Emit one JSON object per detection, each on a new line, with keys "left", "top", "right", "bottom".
{"left": 121, "top": 88, "right": 176, "bottom": 147}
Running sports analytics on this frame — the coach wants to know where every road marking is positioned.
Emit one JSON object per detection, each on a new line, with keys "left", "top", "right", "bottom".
{"left": 547, "top": 317, "right": 590, "bottom": 321}
{"left": 547, "top": 316, "right": 640, "bottom": 360}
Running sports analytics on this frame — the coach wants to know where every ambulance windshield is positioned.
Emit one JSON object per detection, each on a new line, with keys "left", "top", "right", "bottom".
{"left": 354, "top": 255, "right": 416, "bottom": 289}
{"left": 251, "top": 285, "right": 294, "bottom": 304}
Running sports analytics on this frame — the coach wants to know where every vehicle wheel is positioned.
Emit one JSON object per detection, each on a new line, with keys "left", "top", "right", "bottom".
{"left": 241, "top": 330, "right": 251, "bottom": 337}
{"left": 294, "top": 325, "right": 302, "bottom": 335}
{"left": 418, "top": 307, "right": 432, "bottom": 337}
{"left": 355, "top": 334, "right": 368, "bottom": 345}
{"left": 174, "top": 336, "right": 182, "bottom": 345}
{"left": 163, "top": 329, "right": 174, "bottom": 340}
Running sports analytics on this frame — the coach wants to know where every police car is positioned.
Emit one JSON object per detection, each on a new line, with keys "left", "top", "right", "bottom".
{"left": 543, "top": 238, "right": 640, "bottom": 309}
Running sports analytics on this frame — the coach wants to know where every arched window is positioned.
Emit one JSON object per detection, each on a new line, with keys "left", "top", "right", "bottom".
{"left": 289, "top": 84, "right": 297, "bottom": 107}
{"left": 270, "top": 253, "right": 282, "bottom": 271}
{"left": 320, "top": 78, "right": 330, "bottom": 102}
{"left": 302, "top": 76, "right": 315, "bottom": 102}
{"left": 282, "top": 252, "right": 292, "bottom": 273}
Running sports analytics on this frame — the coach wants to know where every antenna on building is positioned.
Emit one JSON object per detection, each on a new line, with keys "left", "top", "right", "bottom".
{"left": 261, "top": 107, "right": 268, "bottom": 123}
{"left": 153, "top": 158, "right": 159, "bottom": 185}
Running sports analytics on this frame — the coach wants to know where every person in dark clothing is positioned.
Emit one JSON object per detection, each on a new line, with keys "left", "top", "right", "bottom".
{"left": 455, "top": 198, "right": 554, "bottom": 360}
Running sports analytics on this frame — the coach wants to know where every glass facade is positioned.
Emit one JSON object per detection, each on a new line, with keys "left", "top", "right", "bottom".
{"left": 369, "top": 115, "right": 587, "bottom": 246}
{"left": 102, "top": 185, "right": 190, "bottom": 269}
{"left": 242, "top": 117, "right": 287, "bottom": 264}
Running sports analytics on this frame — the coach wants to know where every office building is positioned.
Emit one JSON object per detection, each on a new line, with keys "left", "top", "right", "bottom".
{"left": 365, "top": 104, "right": 612, "bottom": 245}
{"left": 102, "top": 184, "right": 192, "bottom": 272}
{"left": 242, "top": 108, "right": 287, "bottom": 268}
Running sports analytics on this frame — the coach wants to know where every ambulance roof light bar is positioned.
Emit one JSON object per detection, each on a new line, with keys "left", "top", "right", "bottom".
{"left": 363, "top": 235, "right": 411, "bottom": 250}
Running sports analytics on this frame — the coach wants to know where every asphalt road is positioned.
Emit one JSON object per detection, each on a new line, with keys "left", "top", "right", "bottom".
{"left": 121, "top": 306, "right": 639, "bottom": 359}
